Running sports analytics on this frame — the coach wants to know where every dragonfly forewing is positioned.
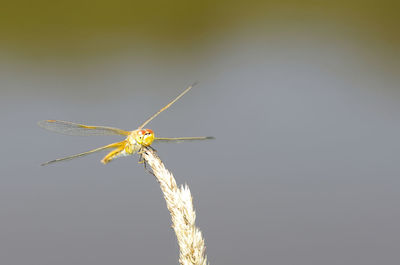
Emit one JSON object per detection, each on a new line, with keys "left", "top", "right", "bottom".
{"left": 154, "top": 136, "right": 214, "bottom": 143}
{"left": 38, "top": 120, "right": 130, "bottom": 136}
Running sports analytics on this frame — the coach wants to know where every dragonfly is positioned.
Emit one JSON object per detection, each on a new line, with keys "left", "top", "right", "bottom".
{"left": 38, "top": 84, "right": 213, "bottom": 166}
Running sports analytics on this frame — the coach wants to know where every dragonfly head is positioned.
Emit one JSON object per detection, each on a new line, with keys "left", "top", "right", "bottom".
{"left": 136, "top": 129, "right": 155, "bottom": 146}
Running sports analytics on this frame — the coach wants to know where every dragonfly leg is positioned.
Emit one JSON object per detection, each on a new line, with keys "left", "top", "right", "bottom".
{"left": 137, "top": 148, "right": 145, "bottom": 164}
{"left": 137, "top": 147, "right": 156, "bottom": 175}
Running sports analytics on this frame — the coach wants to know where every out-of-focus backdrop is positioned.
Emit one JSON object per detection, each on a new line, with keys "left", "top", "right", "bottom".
{"left": 1, "top": 1, "right": 399, "bottom": 264}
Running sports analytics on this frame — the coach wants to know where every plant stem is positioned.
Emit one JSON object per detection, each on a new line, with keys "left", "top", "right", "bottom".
{"left": 141, "top": 147, "right": 208, "bottom": 265}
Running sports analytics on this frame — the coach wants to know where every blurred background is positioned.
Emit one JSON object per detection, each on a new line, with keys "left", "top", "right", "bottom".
{"left": 1, "top": 1, "right": 399, "bottom": 264}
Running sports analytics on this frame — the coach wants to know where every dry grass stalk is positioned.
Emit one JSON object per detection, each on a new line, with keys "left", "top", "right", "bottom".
{"left": 141, "top": 147, "right": 208, "bottom": 265}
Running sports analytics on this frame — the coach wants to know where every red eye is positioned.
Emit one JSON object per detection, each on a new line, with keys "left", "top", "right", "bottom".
{"left": 144, "top": 129, "right": 154, "bottom": 135}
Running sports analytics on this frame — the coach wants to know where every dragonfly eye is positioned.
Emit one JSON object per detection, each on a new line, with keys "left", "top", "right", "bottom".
{"left": 140, "top": 129, "right": 155, "bottom": 146}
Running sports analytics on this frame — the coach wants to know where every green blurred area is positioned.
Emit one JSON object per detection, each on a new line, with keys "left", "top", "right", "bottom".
{"left": 1, "top": 0, "right": 399, "bottom": 57}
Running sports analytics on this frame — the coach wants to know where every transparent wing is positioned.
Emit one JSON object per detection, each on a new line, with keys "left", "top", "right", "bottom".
{"left": 138, "top": 83, "right": 196, "bottom": 129}
{"left": 38, "top": 120, "right": 130, "bottom": 136}
{"left": 154, "top": 136, "right": 214, "bottom": 143}
{"left": 41, "top": 141, "right": 125, "bottom": 166}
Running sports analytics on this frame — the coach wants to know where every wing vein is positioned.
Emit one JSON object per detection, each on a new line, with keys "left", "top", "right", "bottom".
{"left": 38, "top": 120, "right": 130, "bottom": 136}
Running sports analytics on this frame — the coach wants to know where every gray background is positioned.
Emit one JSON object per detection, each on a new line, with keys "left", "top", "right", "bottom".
{"left": 1, "top": 2, "right": 400, "bottom": 264}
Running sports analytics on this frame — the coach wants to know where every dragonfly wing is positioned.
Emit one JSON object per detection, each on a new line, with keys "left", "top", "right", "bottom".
{"left": 138, "top": 83, "right": 196, "bottom": 130}
{"left": 38, "top": 120, "right": 130, "bottom": 136}
{"left": 154, "top": 136, "right": 214, "bottom": 143}
{"left": 41, "top": 141, "right": 125, "bottom": 166}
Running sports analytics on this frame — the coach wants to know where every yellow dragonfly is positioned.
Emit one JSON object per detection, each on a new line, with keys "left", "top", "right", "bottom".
{"left": 38, "top": 84, "right": 213, "bottom": 166}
